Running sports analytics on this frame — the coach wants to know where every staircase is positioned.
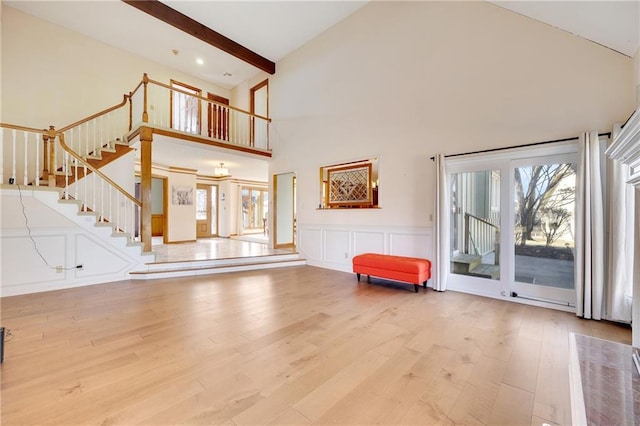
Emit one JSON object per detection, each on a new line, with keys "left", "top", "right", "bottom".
{"left": 452, "top": 254, "right": 500, "bottom": 280}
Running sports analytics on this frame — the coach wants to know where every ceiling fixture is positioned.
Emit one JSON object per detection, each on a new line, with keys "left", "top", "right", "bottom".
{"left": 214, "top": 162, "right": 229, "bottom": 177}
{"left": 196, "top": 58, "right": 204, "bottom": 65}
{"left": 172, "top": 48, "right": 179, "bottom": 56}
{"left": 223, "top": 72, "right": 232, "bottom": 77}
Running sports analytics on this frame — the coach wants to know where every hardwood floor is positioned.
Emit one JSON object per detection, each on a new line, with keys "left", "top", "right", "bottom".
{"left": 0, "top": 266, "right": 631, "bottom": 425}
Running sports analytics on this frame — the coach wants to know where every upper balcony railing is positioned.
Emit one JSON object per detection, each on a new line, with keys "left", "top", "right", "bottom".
{"left": 131, "top": 74, "right": 271, "bottom": 152}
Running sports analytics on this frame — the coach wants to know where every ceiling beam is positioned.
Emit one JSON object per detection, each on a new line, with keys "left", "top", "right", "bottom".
{"left": 122, "top": 0, "right": 276, "bottom": 75}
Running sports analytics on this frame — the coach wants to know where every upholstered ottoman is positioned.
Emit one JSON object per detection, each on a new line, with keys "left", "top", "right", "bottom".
{"left": 352, "top": 253, "right": 431, "bottom": 293}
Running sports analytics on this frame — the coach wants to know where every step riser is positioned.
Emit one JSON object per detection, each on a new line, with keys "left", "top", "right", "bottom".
{"left": 130, "top": 260, "right": 306, "bottom": 280}
{"left": 142, "top": 254, "right": 301, "bottom": 271}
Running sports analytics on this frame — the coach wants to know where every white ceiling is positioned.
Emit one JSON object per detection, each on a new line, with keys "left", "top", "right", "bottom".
{"left": 6, "top": 1, "right": 638, "bottom": 179}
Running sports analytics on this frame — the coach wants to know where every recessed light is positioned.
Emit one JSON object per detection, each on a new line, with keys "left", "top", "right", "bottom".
{"left": 196, "top": 58, "right": 204, "bottom": 65}
{"left": 172, "top": 49, "right": 179, "bottom": 56}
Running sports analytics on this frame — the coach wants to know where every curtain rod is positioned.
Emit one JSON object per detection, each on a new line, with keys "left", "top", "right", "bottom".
{"left": 429, "top": 132, "right": 611, "bottom": 161}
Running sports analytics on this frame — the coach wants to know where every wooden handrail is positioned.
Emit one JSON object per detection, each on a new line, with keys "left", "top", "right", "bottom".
{"left": 0, "top": 123, "right": 48, "bottom": 134}
{"left": 147, "top": 77, "right": 272, "bottom": 122}
{"left": 57, "top": 133, "right": 141, "bottom": 207}
{"left": 464, "top": 212, "right": 499, "bottom": 230}
{"left": 58, "top": 95, "right": 130, "bottom": 133}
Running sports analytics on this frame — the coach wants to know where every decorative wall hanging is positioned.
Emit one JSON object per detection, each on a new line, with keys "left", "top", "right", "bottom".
{"left": 172, "top": 185, "right": 193, "bottom": 205}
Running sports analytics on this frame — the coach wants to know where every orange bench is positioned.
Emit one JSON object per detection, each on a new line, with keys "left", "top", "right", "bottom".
{"left": 352, "top": 253, "right": 431, "bottom": 293}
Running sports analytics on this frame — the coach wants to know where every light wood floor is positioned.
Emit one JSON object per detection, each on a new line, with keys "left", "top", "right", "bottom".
{"left": 0, "top": 266, "right": 631, "bottom": 425}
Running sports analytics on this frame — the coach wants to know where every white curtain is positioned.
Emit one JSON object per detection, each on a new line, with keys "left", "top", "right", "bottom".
{"left": 434, "top": 154, "right": 449, "bottom": 291}
{"left": 575, "top": 131, "right": 605, "bottom": 319}
{"left": 606, "top": 124, "right": 635, "bottom": 323}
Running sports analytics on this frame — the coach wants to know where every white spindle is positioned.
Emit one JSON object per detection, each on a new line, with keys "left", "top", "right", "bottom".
{"left": 0, "top": 129, "right": 4, "bottom": 184}
{"left": 74, "top": 157, "right": 78, "bottom": 200}
{"left": 23, "top": 131, "right": 28, "bottom": 185}
{"left": 35, "top": 132, "right": 40, "bottom": 186}
{"left": 11, "top": 129, "right": 16, "bottom": 184}
{"left": 100, "top": 179, "right": 104, "bottom": 223}
{"left": 116, "top": 192, "right": 120, "bottom": 234}
{"left": 85, "top": 122, "right": 89, "bottom": 157}
{"left": 109, "top": 185, "right": 113, "bottom": 228}
{"left": 92, "top": 173, "right": 97, "bottom": 215}
{"left": 64, "top": 151, "right": 69, "bottom": 198}
{"left": 83, "top": 163, "right": 88, "bottom": 211}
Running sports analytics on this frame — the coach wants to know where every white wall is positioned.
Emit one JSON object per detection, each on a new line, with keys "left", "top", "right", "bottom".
{"left": 1, "top": 5, "right": 232, "bottom": 129}
{"left": 267, "top": 1, "right": 633, "bottom": 267}
{"left": 166, "top": 170, "right": 197, "bottom": 242}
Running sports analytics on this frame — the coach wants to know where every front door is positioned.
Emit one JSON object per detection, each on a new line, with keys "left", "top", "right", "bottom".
{"left": 196, "top": 184, "right": 218, "bottom": 238}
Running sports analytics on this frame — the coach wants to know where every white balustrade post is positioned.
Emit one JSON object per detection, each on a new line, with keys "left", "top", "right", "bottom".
{"left": 23, "top": 131, "right": 28, "bottom": 185}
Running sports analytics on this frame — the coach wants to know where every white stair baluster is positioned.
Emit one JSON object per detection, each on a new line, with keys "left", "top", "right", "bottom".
{"left": 0, "top": 129, "right": 4, "bottom": 184}
{"left": 100, "top": 179, "right": 104, "bottom": 223}
{"left": 74, "top": 157, "right": 78, "bottom": 200}
{"left": 23, "top": 131, "right": 28, "bottom": 185}
{"left": 11, "top": 130, "right": 16, "bottom": 185}
{"left": 34, "top": 132, "right": 40, "bottom": 186}
{"left": 83, "top": 163, "right": 88, "bottom": 211}
{"left": 64, "top": 151, "right": 69, "bottom": 199}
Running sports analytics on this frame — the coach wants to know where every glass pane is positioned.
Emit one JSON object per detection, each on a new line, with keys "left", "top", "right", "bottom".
{"left": 251, "top": 190, "right": 260, "bottom": 228}
{"left": 513, "top": 163, "right": 575, "bottom": 288}
{"left": 450, "top": 170, "right": 501, "bottom": 280}
{"left": 196, "top": 188, "right": 207, "bottom": 220}
{"left": 242, "top": 189, "right": 250, "bottom": 229}
{"left": 210, "top": 186, "right": 217, "bottom": 235}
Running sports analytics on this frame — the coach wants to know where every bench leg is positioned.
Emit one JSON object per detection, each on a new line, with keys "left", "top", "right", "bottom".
{"left": 423, "top": 280, "right": 428, "bottom": 289}
{"left": 414, "top": 284, "right": 419, "bottom": 293}
{"left": 367, "top": 275, "right": 371, "bottom": 283}
{"left": 356, "top": 273, "right": 361, "bottom": 281}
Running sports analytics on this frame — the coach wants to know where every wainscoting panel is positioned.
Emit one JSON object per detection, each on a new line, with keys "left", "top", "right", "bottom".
{"left": 324, "top": 230, "right": 351, "bottom": 264}
{"left": 297, "top": 224, "right": 433, "bottom": 273}
{"left": 353, "top": 230, "right": 386, "bottom": 255}
{"left": 389, "top": 232, "right": 431, "bottom": 259}
{"left": 299, "top": 228, "right": 323, "bottom": 262}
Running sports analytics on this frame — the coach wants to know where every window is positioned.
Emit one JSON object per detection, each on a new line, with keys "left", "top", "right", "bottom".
{"left": 241, "top": 187, "right": 268, "bottom": 231}
{"left": 170, "top": 80, "right": 201, "bottom": 134}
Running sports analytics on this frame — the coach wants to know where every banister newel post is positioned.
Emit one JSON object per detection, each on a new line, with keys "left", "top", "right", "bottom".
{"left": 140, "top": 126, "right": 153, "bottom": 252}
{"left": 42, "top": 130, "right": 50, "bottom": 181}
{"left": 47, "top": 125, "right": 57, "bottom": 187}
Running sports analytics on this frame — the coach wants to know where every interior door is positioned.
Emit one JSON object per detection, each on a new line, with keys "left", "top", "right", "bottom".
{"left": 196, "top": 184, "right": 218, "bottom": 238}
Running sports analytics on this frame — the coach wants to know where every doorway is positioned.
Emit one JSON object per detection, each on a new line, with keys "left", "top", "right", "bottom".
{"left": 196, "top": 184, "right": 218, "bottom": 238}
{"left": 273, "top": 172, "right": 296, "bottom": 249}
{"left": 446, "top": 145, "right": 577, "bottom": 307}
{"left": 208, "top": 93, "right": 229, "bottom": 141}
{"left": 250, "top": 79, "right": 268, "bottom": 147}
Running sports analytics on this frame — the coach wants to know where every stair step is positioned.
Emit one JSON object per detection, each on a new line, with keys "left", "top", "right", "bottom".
{"left": 468, "top": 263, "right": 500, "bottom": 280}
{"left": 452, "top": 254, "right": 482, "bottom": 274}
{"left": 129, "top": 256, "right": 306, "bottom": 279}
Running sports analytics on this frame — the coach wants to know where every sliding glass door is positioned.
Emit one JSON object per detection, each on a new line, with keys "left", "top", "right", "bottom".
{"left": 446, "top": 145, "right": 577, "bottom": 308}
{"left": 510, "top": 155, "right": 576, "bottom": 306}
